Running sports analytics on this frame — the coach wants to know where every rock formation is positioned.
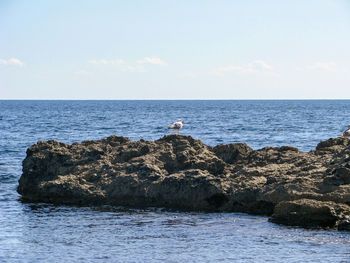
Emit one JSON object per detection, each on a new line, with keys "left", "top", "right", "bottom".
{"left": 18, "top": 135, "right": 350, "bottom": 231}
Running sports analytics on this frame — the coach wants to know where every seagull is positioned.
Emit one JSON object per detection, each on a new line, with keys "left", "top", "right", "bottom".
{"left": 168, "top": 119, "right": 184, "bottom": 133}
{"left": 340, "top": 124, "right": 350, "bottom": 137}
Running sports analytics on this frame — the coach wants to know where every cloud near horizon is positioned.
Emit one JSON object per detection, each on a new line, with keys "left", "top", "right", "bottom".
{"left": 0, "top": 58, "right": 24, "bottom": 67}
{"left": 211, "top": 60, "right": 276, "bottom": 76}
{"left": 124, "top": 65, "right": 147, "bottom": 73}
{"left": 88, "top": 59, "right": 124, "bottom": 65}
{"left": 305, "top": 62, "right": 337, "bottom": 72}
{"left": 136, "top": 57, "right": 168, "bottom": 66}
{"left": 87, "top": 57, "right": 167, "bottom": 73}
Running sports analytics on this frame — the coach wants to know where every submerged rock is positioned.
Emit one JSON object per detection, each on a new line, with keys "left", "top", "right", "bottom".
{"left": 18, "top": 134, "right": 350, "bottom": 230}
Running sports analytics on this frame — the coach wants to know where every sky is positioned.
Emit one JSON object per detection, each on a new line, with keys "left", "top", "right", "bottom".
{"left": 1, "top": 0, "right": 350, "bottom": 99}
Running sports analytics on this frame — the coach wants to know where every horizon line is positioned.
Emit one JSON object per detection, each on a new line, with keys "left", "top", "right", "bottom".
{"left": 1, "top": 98, "right": 350, "bottom": 101}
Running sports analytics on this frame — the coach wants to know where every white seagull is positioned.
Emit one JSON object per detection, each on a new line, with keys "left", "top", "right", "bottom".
{"left": 340, "top": 124, "right": 350, "bottom": 137}
{"left": 168, "top": 119, "right": 184, "bottom": 133}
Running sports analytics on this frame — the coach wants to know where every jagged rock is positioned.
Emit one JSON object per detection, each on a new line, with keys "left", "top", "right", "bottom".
{"left": 338, "top": 220, "right": 350, "bottom": 231}
{"left": 17, "top": 134, "right": 350, "bottom": 230}
{"left": 212, "top": 143, "right": 253, "bottom": 164}
{"left": 316, "top": 137, "right": 349, "bottom": 152}
{"left": 270, "top": 199, "right": 350, "bottom": 228}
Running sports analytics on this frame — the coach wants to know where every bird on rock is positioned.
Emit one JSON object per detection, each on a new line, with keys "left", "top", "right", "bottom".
{"left": 340, "top": 124, "right": 350, "bottom": 137}
{"left": 168, "top": 119, "right": 184, "bottom": 134}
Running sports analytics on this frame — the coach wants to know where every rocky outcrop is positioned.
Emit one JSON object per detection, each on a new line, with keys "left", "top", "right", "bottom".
{"left": 18, "top": 135, "right": 350, "bottom": 230}
{"left": 270, "top": 199, "right": 350, "bottom": 229}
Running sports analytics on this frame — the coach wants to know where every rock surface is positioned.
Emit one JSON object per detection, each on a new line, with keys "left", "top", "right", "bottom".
{"left": 18, "top": 135, "right": 350, "bottom": 230}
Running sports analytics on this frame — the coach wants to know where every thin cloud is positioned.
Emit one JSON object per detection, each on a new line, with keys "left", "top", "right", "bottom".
{"left": 181, "top": 72, "right": 197, "bottom": 78}
{"left": 124, "top": 65, "right": 147, "bottom": 73}
{"left": 249, "top": 60, "right": 273, "bottom": 71}
{"left": 88, "top": 59, "right": 124, "bottom": 65}
{"left": 211, "top": 60, "right": 276, "bottom": 76}
{"left": 137, "top": 57, "right": 168, "bottom": 66}
{"left": 0, "top": 58, "right": 24, "bottom": 67}
{"left": 305, "top": 62, "right": 337, "bottom": 72}
{"left": 88, "top": 59, "right": 147, "bottom": 72}
{"left": 87, "top": 57, "right": 168, "bottom": 73}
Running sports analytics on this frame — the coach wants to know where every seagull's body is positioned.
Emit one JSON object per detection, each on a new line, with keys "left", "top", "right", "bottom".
{"left": 168, "top": 119, "right": 184, "bottom": 133}
{"left": 343, "top": 125, "right": 350, "bottom": 137}
{"left": 339, "top": 124, "right": 350, "bottom": 137}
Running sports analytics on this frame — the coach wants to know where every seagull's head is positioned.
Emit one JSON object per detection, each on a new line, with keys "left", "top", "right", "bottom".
{"left": 179, "top": 119, "right": 184, "bottom": 123}
{"left": 348, "top": 124, "right": 350, "bottom": 128}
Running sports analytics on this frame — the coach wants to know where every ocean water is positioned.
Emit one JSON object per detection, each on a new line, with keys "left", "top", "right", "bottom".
{"left": 1, "top": 100, "right": 350, "bottom": 262}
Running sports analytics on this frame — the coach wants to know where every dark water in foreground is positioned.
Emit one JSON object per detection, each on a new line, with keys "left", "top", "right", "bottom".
{"left": 1, "top": 100, "right": 350, "bottom": 262}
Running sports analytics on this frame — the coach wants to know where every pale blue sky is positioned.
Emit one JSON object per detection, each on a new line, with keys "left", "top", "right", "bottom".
{"left": 1, "top": 0, "right": 350, "bottom": 99}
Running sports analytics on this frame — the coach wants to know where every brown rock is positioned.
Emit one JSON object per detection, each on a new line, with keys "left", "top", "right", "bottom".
{"left": 270, "top": 199, "right": 350, "bottom": 228}
{"left": 17, "top": 134, "right": 350, "bottom": 230}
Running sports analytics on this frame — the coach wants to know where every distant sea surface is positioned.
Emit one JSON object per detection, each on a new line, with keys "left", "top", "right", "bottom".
{"left": 1, "top": 100, "right": 350, "bottom": 262}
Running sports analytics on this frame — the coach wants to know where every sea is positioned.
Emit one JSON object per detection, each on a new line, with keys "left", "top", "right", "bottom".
{"left": 1, "top": 100, "right": 350, "bottom": 262}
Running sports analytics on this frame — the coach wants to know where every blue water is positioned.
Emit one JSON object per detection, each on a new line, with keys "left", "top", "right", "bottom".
{"left": 1, "top": 100, "right": 350, "bottom": 262}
